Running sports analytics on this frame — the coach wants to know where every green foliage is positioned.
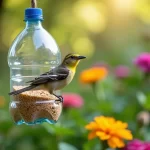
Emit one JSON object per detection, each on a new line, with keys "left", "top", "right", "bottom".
{"left": 0, "top": 0, "right": 150, "bottom": 149}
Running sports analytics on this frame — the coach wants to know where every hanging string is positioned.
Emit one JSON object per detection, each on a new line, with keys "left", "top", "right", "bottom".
{"left": 31, "top": 0, "right": 37, "bottom": 8}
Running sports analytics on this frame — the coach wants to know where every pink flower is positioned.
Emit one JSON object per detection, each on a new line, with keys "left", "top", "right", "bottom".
{"left": 134, "top": 53, "right": 150, "bottom": 73}
{"left": 114, "top": 65, "right": 130, "bottom": 78}
{"left": 62, "top": 93, "right": 84, "bottom": 108}
{"left": 122, "top": 139, "right": 150, "bottom": 150}
{"left": 145, "top": 142, "right": 150, "bottom": 150}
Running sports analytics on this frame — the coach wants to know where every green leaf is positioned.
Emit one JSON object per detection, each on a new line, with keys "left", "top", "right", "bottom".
{"left": 136, "top": 92, "right": 147, "bottom": 106}
{"left": 83, "top": 139, "right": 102, "bottom": 150}
{"left": 43, "top": 123, "right": 75, "bottom": 136}
{"left": 59, "top": 142, "right": 78, "bottom": 150}
{"left": 137, "top": 92, "right": 150, "bottom": 110}
{"left": 144, "top": 95, "right": 150, "bottom": 110}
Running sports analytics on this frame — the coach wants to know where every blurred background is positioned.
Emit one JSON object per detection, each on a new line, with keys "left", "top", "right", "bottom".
{"left": 0, "top": 0, "right": 150, "bottom": 149}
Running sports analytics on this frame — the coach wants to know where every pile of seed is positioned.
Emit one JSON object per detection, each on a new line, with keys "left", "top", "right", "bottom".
{"left": 10, "top": 86, "right": 62, "bottom": 124}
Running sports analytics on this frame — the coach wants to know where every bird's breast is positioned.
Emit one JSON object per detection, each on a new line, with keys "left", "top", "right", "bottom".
{"left": 48, "top": 70, "right": 75, "bottom": 91}
{"left": 66, "top": 70, "right": 75, "bottom": 84}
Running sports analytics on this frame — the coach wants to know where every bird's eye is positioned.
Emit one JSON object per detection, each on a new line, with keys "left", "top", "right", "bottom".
{"left": 71, "top": 56, "right": 74, "bottom": 59}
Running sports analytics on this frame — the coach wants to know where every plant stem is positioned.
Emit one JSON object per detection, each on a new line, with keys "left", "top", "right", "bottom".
{"left": 92, "top": 82, "right": 97, "bottom": 96}
{"left": 92, "top": 82, "right": 100, "bottom": 103}
{"left": 101, "top": 141, "right": 109, "bottom": 150}
{"left": 92, "top": 82, "right": 106, "bottom": 102}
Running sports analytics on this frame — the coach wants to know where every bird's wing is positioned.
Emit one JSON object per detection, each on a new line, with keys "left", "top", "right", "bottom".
{"left": 27, "top": 66, "right": 69, "bottom": 85}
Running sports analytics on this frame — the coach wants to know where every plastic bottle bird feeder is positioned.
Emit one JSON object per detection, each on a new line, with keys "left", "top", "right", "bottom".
{"left": 8, "top": 3, "right": 62, "bottom": 125}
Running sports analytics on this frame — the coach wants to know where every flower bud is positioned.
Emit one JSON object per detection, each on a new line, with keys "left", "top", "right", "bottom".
{"left": 137, "top": 111, "right": 150, "bottom": 126}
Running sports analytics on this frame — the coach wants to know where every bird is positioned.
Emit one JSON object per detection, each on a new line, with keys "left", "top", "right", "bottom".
{"left": 9, "top": 54, "right": 86, "bottom": 102}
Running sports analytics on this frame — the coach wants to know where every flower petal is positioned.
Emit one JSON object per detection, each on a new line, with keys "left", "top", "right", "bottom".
{"left": 94, "top": 116, "right": 111, "bottom": 131}
{"left": 85, "top": 122, "right": 98, "bottom": 130}
{"left": 80, "top": 67, "right": 108, "bottom": 84}
{"left": 115, "top": 129, "right": 133, "bottom": 140}
{"left": 107, "top": 138, "right": 117, "bottom": 148}
{"left": 115, "top": 121, "right": 128, "bottom": 129}
{"left": 96, "top": 131, "right": 111, "bottom": 140}
{"left": 108, "top": 137, "right": 125, "bottom": 148}
{"left": 88, "top": 131, "right": 97, "bottom": 140}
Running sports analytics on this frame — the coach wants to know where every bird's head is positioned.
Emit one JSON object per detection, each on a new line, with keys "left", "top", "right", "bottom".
{"left": 62, "top": 54, "right": 86, "bottom": 69}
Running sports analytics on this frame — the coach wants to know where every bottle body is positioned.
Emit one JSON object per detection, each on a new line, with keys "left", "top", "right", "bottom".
{"left": 8, "top": 21, "right": 61, "bottom": 85}
{"left": 8, "top": 20, "right": 62, "bottom": 125}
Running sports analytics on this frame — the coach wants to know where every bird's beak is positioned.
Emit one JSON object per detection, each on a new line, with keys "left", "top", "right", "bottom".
{"left": 77, "top": 56, "right": 86, "bottom": 59}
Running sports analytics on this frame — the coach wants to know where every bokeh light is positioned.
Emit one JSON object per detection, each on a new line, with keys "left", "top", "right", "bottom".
{"left": 134, "top": 0, "right": 150, "bottom": 24}
{"left": 73, "top": 1, "right": 107, "bottom": 33}
{"left": 72, "top": 37, "right": 95, "bottom": 58}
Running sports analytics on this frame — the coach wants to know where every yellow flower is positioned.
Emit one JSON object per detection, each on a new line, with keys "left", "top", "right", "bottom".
{"left": 80, "top": 67, "right": 108, "bottom": 84}
{"left": 85, "top": 116, "right": 133, "bottom": 149}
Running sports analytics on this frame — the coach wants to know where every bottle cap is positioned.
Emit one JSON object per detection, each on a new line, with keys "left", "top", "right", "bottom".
{"left": 24, "top": 8, "right": 43, "bottom": 21}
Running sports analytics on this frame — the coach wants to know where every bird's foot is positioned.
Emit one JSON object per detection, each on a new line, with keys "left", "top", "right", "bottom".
{"left": 53, "top": 94, "right": 63, "bottom": 103}
{"left": 58, "top": 96, "right": 63, "bottom": 103}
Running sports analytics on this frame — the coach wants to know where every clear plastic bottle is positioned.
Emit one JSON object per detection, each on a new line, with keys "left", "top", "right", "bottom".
{"left": 8, "top": 8, "right": 62, "bottom": 125}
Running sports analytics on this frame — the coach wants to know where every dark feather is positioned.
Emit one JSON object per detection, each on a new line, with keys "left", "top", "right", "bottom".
{"left": 9, "top": 85, "right": 36, "bottom": 95}
{"left": 27, "top": 66, "right": 69, "bottom": 86}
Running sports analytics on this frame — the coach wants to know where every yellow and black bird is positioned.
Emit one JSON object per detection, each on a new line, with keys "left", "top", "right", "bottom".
{"left": 9, "top": 54, "right": 86, "bottom": 101}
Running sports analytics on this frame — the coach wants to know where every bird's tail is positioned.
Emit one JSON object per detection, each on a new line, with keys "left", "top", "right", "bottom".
{"left": 8, "top": 85, "right": 36, "bottom": 95}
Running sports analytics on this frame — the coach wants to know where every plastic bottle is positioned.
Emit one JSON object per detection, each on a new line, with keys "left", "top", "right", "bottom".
{"left": 8, "top": 8, "right": 62, "bottom": 125}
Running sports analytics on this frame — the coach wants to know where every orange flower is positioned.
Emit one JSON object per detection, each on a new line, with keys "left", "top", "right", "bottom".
{"left": 80, "top": 67, "right": 108, "bottom": 84}
{"left": 85, "top": 116, "right": 133, "bottom": 149}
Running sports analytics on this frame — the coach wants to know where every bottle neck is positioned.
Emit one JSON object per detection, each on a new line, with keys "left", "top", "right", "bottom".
{"left": 25, "top": 20, "right": 42, "bottom": 29}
